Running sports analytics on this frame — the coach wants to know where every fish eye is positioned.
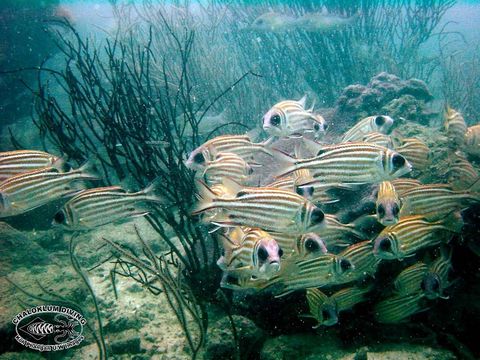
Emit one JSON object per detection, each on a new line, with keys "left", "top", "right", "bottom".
{"left": 324, "top": 123, "right": 328, "bottom": 130}
{"left": 257, "top": 246, "right": 269, "bottom": 262}
{"left": 378, "top": 237, "right": 391, "bottom": 252}
{"left": 278, "top": 247, "right": 284, "bottom": 257}
{"left": 304, "top": 237, "right": 320, "bottom": 253}
{"left": 270, "top": 114, "right": 281, "bottom": 127}
{"left": 193, "top": 152, "right": 205, "bottom": 165}
{"left": 377, "top": 204, "right": 385, "bottom": 217}
{"left": 62, "top": 162, "right": 72, "bottom": 172}
{"left": 314, "top": 123, "right": 320, "bottom": 131}
{"left": 311, "top": 207, "right": 325, "bottom": 225}
{"left": 340, "top": 258, "right": 353, "bottom": 272}
{"left": 375, "top": 115, "right": 385, "bottom": 126}
{"left": 54, "top": 211, "right": 66, "bottom": 224}
{"left": 391, "top": 154, "right": 406, "bottom": 169}
{"left": 392, "top": 204, "right": 400, "bottom": 216}
{"left": 296, "top": 186, "right": 314, "bottom": 198}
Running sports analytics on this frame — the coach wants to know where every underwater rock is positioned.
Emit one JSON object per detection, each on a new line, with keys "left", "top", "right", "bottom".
{"left": 0, "top": 222, "right": 53, "bottom": 274}
{"left": 333, "top": 72, "right": 435, "bottom": 132}
{"left": 109, "top": 329, "right": 144, "bottom": 355}
{"left": 205, "top": 315, "right": 265, "bottom": 360}
{"left": 0, "top": 353, "right": 45, "bottom": 360}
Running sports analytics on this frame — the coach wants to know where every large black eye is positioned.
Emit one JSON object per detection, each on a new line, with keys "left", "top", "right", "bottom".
{"left": 379, "top": 238, "right": 391, "bottom": 252}
{"left": 54, "top": 211, "right": 65, "bottom": 224}
{"left": 375, "top": 115, "right": 385, "bottom": 126}
{"left": 305, "top": 238, "right": 320, "bottom": 252}
{"left": 392, "top": 204, "right": 400, "bottom": 216}
{"left": 193, "top": 152, "right": 205, "bottom": 165}
{"left": 314, "top": 123, "right": 320, "bottom": 131}
{"left": 391, "top": 154, "right": 406, "bottom": 169}
{"left": 270, "top": 114, "right": 281, "bottom": 126}
{"left": 311, "top": 208, "right": 325, "bottom": 225}
{"left": 296, "top": 186, "right": 314, "bottom": 198}
{"left": 62, "top": 162, "right": 72, "bottom": 172}
{"left": 278, "top": 247, "right": 284, "bottom": 257}
{"left": 377, "top": 204, "right": 385, "bottom": 217}
{"left": 340, "top": 258, "right": 352, "bottom": 271}
{"left": 258, "top": 246, "right": 269, "bottom": 261}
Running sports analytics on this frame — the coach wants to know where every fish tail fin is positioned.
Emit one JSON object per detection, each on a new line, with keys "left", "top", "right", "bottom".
{"left": 191, "top": 180, "right": 217, "bottom": 215}
{"left": 141, "top": 177, "right": 165, "bottom": 203}
{"left": 270, "top": 149, "right": 297, "bottom": 178}
{"left": 441, "top": 211, "right": 464, "bottom": 234}
{"left": 306, "top": 288, "right": 328, "bottom": 314}
{"left": 77, "top": 160, "right": 101, "bottom": 180}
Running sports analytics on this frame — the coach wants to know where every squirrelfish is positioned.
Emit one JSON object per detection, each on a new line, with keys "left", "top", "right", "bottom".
{"left": 394, "top": 137, "right": 430, "bottom": 171}
{"left": 305, "top": 288, "right": 338, "bottom": 327}
{"left": 0, "top": 150, "right": 67, "bottom": 181}
{"left": 446, "top": 152, "right": 478, "bottom": 190}
{"left": 263, "top": 96, "right": 318, "bottom": 138}
{"left": 464, "top": 124, "right": 480, "bottom": 157}
{"left": 52, "top": 181, "right": 163, "bottom": 229}
{"left": 373, "top": 214, "right": 463, "bottom": 260}
{"left": 374, "top": 292, "right": 425, "bottom": 323}
{"left": 421, "top": 247, "right": 452, "bottom": 300}
{"left": 376, "top": 181, "right": 401, "bottom": 225}
{"left": 192, "top": 180, "right": 325, "bottom": 234}
{"left": 342, "top": 115, "right": 394, "bottom": 142}
{"left": 186, "top": 134, "right": 273, "bottom": 170}
{"left": 338, "top": 240, "right": 380, "bottom": 280}
{"left": 276, "top": 142, "right": 412, "bottom": 186}
{"left": 0, "top": 163, "right": 98, "bottom": 217}
{"left": 394, "top": 262, "right": 428, "bottom": 295}
{"left": 202, "top": 152, "right": 254, "bottom": 186}
{"left": 399, "top": 183, "right": 480, "bottom": 220}
{"left": 217, "top": 227, "right": 282, "bottom": 280}
{"left": 444, "top": 106, "right": 467, "bottom": 148}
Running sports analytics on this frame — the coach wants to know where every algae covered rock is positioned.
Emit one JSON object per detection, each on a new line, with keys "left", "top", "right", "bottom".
{"left": 205, "top": 315, "right": 265, "bottom": 360}
{"left": 333, "top": 72, "right": 435, "bottom": 132}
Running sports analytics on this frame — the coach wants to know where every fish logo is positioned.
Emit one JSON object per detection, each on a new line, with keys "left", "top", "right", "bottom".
{"left": 12, "top": 305, "right": 85, "bottom": 352}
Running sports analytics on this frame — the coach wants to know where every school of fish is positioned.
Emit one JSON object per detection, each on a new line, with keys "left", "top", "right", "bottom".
{"left": 189, "top": 98, "right": 480, "bottom": 326}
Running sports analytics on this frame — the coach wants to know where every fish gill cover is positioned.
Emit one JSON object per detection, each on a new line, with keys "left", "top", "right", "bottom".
{"left": 0, "top": 0, "right": 480, "bottom": 359}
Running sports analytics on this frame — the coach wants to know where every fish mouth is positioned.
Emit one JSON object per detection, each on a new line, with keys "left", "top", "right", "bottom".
{"left": 381, "top": 218, "right": 397, "bottom": 226}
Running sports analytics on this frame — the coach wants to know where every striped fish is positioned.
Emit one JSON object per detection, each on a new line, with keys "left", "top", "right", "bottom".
{"left": 391, "top": 178, "right": 422, "bottom": 195}
{"left": 52, "top": 181, "right": 163, "bottom": 229}
{"left": 0, "top": 150, "right": 66, "bottom": 181}
{"left": 0, "top": 163, "right": 98, "bottom": 217}
{"left": 331, "top": 285, "right": 372, "bottom": 312}
{"left": 338, "top": 240, "right": 380, "bottom": 280}
{"left": 464, "top": 124, "right": 480, "bottom": 157}
{"left": 373, "top": 214, "right": 462, "bottom": 260}
{"left": 394, "top": 137, "right": 430, "bottom": 171}
{"left": 393, "top": 262, "right": 428, "bottom": 295}
{"left": 202, "top": 152, "right": 253, "bottom": 186}
{"left": 422, "top": 247, "right": 452, "bottom": 300}
{"left": 374, "top": 292, "right": 426, "bottom": 323}
{"left": 186, "top": 134, "right": 274, "bottom": 170}
{"left": 263, "top": 96, "right": 318, "bottom": 138}
{"left": 306, "top": 288, "right": 338, "bottom": 327}
{"left": 217, "top": 227, "right": 282, "bottom": 280}
{"left": 192, "top": 180, "right": 326, "bottom": 234}
{"left": 342, "top": 115, "right": 394, "bottom": 142}
{"left": 376, "top": 181, "right": 401, "bottom": 225}
{"left": 276, "top": 142, "right": 412, "bottom": 186}
{"left": 444, "top": 106, "right": 467, "bottom": 148}
{"left": 399, "top": 184, "right": 480, "bottom": 220}
{"left": 362, "top": 132, "right": 394, "bottom": 148}
{"left": 270, "top": 253, "right": 354, "bottom": 296}
{"left": 318, "top": 214, "right": 365, "bottom": 249}
{"left": 446, "top": 152, "right": 478, "bottom": 190}
{"left": 268, "top": 232, "right": 327, "bottom": 258}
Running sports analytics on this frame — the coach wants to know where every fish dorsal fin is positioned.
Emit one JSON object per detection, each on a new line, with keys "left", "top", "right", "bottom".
{"left": 298, "top": 94, "right": 307, "bottom": 109}
{"left": 222, "top": 177, "right": 245, "bottom": 197}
